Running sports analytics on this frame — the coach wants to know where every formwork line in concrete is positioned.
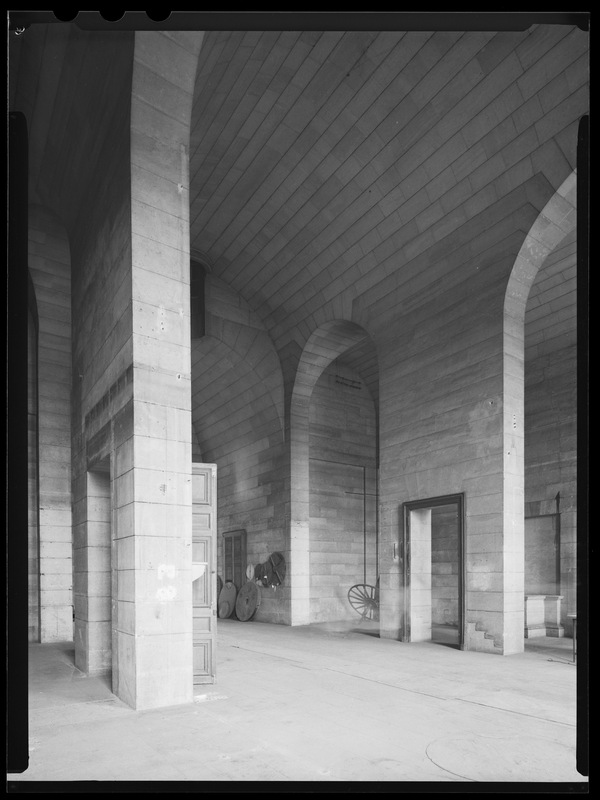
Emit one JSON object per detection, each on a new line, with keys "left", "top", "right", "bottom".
{"left": 451, "top": 696, "right": 577, "bottom": 728}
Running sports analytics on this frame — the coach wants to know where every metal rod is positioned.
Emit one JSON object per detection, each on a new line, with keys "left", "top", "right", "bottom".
{"left": 363, "top": 466, "right": 367, "bottom": 587}
{"left": 375, "top": 468, "right": 379, "bottom": 584}
{"left": 555, "top": 492, "right": 561, "bottom": 595}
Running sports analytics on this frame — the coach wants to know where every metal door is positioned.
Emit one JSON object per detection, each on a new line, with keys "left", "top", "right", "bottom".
{"left": 402, "top": 493, "right": 465, "bottom": 647}
{"left": 192, "top": 463, "right": 217, "bottom": 685}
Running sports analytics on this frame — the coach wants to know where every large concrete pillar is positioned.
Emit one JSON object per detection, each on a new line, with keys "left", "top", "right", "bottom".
{"left": 288, "top": 379, "right": 312, "bottom": 626}
{"left": 117, "top": 31, "right": 204, "bottom": 708}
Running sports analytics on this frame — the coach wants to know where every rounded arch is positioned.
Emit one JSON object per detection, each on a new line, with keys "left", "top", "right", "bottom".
{"left": 502, "top": 169, "right": 577, "bottom": 647}
{"left": 288, "top": 319, "right": 379, "bottom": 625}
{"left": 504, "top": 170, "right": 577, "bottom": 323}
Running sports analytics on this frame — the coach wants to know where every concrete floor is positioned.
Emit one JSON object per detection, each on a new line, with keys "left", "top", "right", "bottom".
{"left": 7, "top": 619, "right": 586, "bottom": 786}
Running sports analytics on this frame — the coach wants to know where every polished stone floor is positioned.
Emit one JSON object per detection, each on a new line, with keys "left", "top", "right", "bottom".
{"left": 7, "top": 618, "right": 586, "bottom": 788}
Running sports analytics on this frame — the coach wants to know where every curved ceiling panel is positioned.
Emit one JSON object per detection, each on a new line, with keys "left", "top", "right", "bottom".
{"left": 189, "top": 27, "right": 587, "bottom": 348}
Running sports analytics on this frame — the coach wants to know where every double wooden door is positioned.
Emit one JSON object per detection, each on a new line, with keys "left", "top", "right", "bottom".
{"left": 192, "top": 463, "right": 217, "bottom": 685}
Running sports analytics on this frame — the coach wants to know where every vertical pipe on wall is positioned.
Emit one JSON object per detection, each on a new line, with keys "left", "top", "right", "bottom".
{"left": 363, "top": 466, "right": 367, "bottom": 587}
{"left": 375, "top": 468, "right": 380, "bottom": 584}
{"left": 555, "top": 492, "right": 561, "bottom": 595}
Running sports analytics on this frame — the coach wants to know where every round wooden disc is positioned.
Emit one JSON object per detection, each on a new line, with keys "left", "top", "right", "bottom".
{"left": 269, "top": 552, "right": 286, "bottom": 585}
{"left": 217, "top": 575, "right": 223, "bottom": 598}
{"left": 218, "top": 581, "right": 237, "bottom": 618}
{"left": 218, "top": 600, "right": 231, "bottom": 619}
{"left": 246, "top": 564, "right": 254, "bottom": 580}
{"left": 235, "top": 581, "right": 260, "bottom": 621}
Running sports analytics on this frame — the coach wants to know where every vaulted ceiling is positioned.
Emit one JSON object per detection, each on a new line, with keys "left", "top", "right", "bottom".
{"left": 188, "top": 27, "right": 587, "bottom": 357}
{"left": 11, "top": 22, "right": 587, "bottom": 384}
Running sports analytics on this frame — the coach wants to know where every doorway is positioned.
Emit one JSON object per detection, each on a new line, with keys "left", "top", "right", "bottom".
{"left": 192, "top": 463, "right": 217, "bottom": 686}
{"left": 74, "top": 460, "right": 115, "bottom": 680}
{"left": 402, "top": 494, "right": 464, "bottom": 648}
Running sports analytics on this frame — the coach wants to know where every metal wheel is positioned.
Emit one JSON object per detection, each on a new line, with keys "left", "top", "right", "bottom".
{"left": 348, "top": 584, "right": 379, "bottom": 621}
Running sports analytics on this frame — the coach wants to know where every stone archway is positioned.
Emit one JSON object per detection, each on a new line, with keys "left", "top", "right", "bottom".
{"left": 288, "top": 320, "right": 378, "bottom": 625}
{"left": 502, "top": 170, "right": 577, "bottom": 652}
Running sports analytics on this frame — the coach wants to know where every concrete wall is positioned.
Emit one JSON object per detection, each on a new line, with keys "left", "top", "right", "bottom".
{"left": 309, "top": 361, "right": 377, "bottom": 622}
{"left": 524, "top": 232, "right": 577, "bottom": 634}
{"left": 27, "top": 305, "right": 39, "bottom": 642}
{"left": 369, "top": 175, "right": 579, "bottom": 655}
{"left": 69, "top": 31, "right": 134, "bottom": 685}
{"left": 375, "top": 267, "right": 511, "bottom": 650}
{"left": 28, "top": 205, "right": 72, "bottom": 643}
{"left": 192, "top": 276, "right": 287, "bottom": 622}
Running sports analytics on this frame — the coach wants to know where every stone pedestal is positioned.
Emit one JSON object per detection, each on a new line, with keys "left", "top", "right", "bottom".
{"left": 524, "top": 594, "right": 564, "bottom": 638}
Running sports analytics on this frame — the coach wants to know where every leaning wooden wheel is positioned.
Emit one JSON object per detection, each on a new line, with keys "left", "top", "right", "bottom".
{"left": 268, "top": 552, "right": 286, "bottom": 586}
{"left": 348, "top": 584, "right": 379, "bottom": 621}
{"left": 218, "top": 581, "right": 237, "bottom": 619}
{"left": 236, "top": 581, "right": 261, "bottom": 621}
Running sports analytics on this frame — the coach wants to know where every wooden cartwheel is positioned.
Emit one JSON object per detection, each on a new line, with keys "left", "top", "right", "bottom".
{"left": 218, "top": 581, "right": 237, "bottom": 619}
{"left": 268, "top": 552, "right": 286, "bottom": 586}
{"left": 235, "top": 581, "right": 261, "bottom": 621}
{"left": 347, "top": 583, "right": 379, "bottom": 622}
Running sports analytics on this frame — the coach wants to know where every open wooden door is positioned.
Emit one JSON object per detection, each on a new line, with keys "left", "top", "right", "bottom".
{"left": 192, "top": 463, "right": 217, "bottom": 686}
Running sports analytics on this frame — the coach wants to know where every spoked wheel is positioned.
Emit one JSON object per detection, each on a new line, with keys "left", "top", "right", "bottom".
{"left": 348, "top": 584, "right": 379, "bottom": 621}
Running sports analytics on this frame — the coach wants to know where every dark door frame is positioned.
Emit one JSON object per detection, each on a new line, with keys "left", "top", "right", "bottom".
{"left": 401, "top": 493, "right": 465, "bottom": 648}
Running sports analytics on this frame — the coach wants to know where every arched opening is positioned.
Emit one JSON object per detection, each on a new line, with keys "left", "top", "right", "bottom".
{"left": 504, "top": 169, "right": 577, "bottom": 648}
{"left": 524, "top": 227, "right": 578, "bottom": 640}
{"left": 289, "top": 320, "right": 379, "bottom": 626}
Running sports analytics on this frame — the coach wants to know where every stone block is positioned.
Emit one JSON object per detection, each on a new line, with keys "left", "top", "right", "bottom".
{"left": 134, "top": 501, "right": 192, "bottom": 539}
{"left": 467, "top": 590, "right": 504, "bottom": 613}
{"left": 134, "top": 369, "right": 192, "bottom": 411}
{"left": 134, "top": 436, "right": 192, "bottom": 475}
{"left": 131, "top": 94, "right": 189, "bottom": 150}
{"left": 131, "top": 200, "right": 188, "bottom": 257}
{"left": 132, "top": 263, "right": 189, "bottom": 316}
{"left": 132, "top": 467, "right": 192, "bottom": 508}
{"left": 133, "top": 631, "right": 194, "bottom": 709}
{"left": 135, "top": 599, "right": 192, "bottom": 636}
{"left": 113, "top": 470, "right": 135, "bottom": 509}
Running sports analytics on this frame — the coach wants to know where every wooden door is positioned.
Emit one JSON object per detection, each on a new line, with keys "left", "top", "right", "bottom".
{"left": 192, "top": 463, "right": 217, "bottom": 685}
